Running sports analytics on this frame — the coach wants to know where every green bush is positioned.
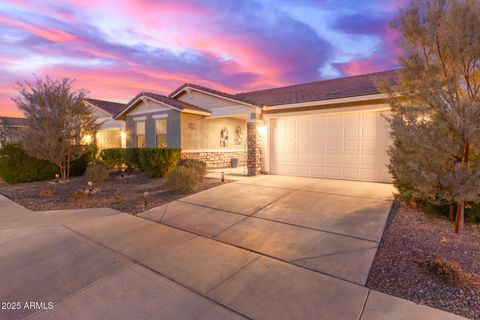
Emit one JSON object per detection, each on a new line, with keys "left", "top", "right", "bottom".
{"left": 70, "top": 150, "right": 94, "bottom": 177}
{"left": 165, "top": 166, "right": 203, "bottom": 194}
{"left": 99, "top": 148, "right": 127, "bottom": 169}
{"left": 177, "top": 159, "right": 207, "bottom": 177}
{"left": 98, "top": 148, "right": 180, "bottom": 177}
{"left": 0, "top": 144, "right": 57, "bottom": 184}
{"left": 84, "top": 163, "right": 109, "bottom": 183}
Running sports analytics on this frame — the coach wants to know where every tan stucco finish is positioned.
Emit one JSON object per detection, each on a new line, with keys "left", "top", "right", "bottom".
{"left": 180, "top": 113, "right": 246, "bottom": 150}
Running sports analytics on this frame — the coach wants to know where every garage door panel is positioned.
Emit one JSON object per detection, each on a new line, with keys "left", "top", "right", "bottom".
{"left": 326, "top": 141, "right": 341, "bottom": 152}
{"left": 297, "top": 153, "right": 310, "bottom": 164}
{"left": 343, "top": 154, "right": 358, "bottom": 166}
{"left": 298, "top": 140, "right": 310, "bottom": 153}
{"left": 270, "top": 110, "right": 391, "bottom": 182}
{"left": 342, "top": 167, "right": 358, "bottom": 179}
{"left": 326, "top": 166, "right": 341, "bottom": 178}
{"left": 344, "top": 140, "right": 358, "bottom": 153}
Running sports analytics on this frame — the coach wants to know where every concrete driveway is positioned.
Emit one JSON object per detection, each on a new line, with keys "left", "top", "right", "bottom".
{"left": 0, "top": 177, "right": 467, "bottom": 320}
{"left": 141, "top": 175, "right": 395, "bottom": 285}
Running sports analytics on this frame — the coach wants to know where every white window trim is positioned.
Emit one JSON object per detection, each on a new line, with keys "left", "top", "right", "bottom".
{"left": 133, "top": 116, "right": 147, "bottom": 121}
{"left": 155, "top": 118, "right": 167, "bottom": 147}
{"left": 153, "top": 114, "right": 169, "bottom": 119}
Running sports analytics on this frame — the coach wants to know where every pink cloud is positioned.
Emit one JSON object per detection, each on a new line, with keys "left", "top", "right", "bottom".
{"left": 0, "top": 16, "right": 75, "bottom": 42}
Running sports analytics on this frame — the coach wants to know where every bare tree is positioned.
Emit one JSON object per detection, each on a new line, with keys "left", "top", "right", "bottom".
{"left": 13, "top": 77, "right": 99, "bottom": 180}
{"left": 382, "top": 0, "right": 480, "bottom": 233}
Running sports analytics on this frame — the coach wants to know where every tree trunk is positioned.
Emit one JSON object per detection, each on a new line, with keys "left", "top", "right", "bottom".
{"left": 66, "top": 151, "right": 71, "bottom": 180}
{"left": 449, "top": 203, "right": 454, "bottom": 221}
{"left": 455, "top": 199, "right": 464, "bottom": 234}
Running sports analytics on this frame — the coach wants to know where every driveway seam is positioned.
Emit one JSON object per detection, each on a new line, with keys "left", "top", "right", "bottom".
{"left": 159, "top": 202, "right": 169, "bottom": 223}
{"left": 358, "top": 289, "right": 372, "bottom": 320}
{"left": 143, "top": 215, "right": 370, "bottom": 286}
{"left": 25, "top": 262, "right": 136, "bottom": 319}
{"left": 205, "top": 255, "right": 262, "bottom": 296}
{"left": 61, "top": 224, "right": 251, "bottom": 320}
{"left": 235, "top": 181, "right": 393, "bottom": 200}
{"left": 289, "top": 246, "right": 379, "bottom": 263}
{"left": 211, "top": 188, "right": 298, "bottom": 239}
{"left": 248, "top": 215, "right": 380, "bottom": 243}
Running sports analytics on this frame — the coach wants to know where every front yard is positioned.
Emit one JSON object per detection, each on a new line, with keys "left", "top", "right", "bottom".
{"left": 368, "top": 202, "right": 480, "bottom": 320}
{"left": 0, "top": 171, "right": 227, "bottom": 214}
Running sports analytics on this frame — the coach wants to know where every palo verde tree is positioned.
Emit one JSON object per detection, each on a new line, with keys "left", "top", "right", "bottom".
{"left": 382, "top": 0, "right": 480, "bottom": 233}
{"left": 13, "top": 77, "right": 99, "bottom": 180}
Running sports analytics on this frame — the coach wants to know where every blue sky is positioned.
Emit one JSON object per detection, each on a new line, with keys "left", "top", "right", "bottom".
{"left": 0, "top": 0, "right": 406, "bottom": 116}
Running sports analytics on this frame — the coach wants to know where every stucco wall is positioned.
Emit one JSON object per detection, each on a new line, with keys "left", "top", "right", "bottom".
{"left": 180, "top": 113, "right": 247, "bottom": 150}
{"left": 125, "top": 110, "right": 181, "bottom": 148}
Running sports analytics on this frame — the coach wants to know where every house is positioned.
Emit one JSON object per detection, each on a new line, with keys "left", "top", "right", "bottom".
{"left": 84, "top": 98, "right": 127, "bottom": 150}
{"left": 113, "top": 69, "right": 397, "bottom": 182}
{"left": 0, "top": 99, "right": 126, "bottom": 150}
{"left": 0, "top": 116, "right": 28, "bottom": 147}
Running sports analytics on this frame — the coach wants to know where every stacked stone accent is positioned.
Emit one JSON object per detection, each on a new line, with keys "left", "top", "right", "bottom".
{"left": 247, "top": 121, "right": 263, "bottom": 176}
{"left": 181, "top": 151, "right": 246, "bottom": 168}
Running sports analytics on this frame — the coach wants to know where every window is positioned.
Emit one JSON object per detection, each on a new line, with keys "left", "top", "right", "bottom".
{"left": 155, "top": 119, "right": 167, "bottom": 148}
{"left": 136, "top": 121, "right": 145, "bottom": 148}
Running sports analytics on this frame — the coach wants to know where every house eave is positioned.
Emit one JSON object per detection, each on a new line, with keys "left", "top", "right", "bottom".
{"left": 171, "top": 85, "right": 259, "bottom": 109}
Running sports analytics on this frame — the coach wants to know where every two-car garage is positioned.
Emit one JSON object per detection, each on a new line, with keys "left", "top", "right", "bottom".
{"left": 268, "top": 109, "right": 391, "bottom": 183}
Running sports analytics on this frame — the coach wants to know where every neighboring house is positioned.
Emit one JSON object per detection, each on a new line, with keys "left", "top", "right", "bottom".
{"left": 113, "top": 69, "right": 397, "bottom": 182}
{"left": 0, "top": 116, "right": 28, "bottom": 147}
{"left": 84, "top": 98, "right": 127, "bottom": 150}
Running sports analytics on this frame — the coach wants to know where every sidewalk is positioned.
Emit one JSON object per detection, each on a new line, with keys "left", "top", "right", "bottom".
{"left": 0, "top": 194, "right": 468, "bottom": 320}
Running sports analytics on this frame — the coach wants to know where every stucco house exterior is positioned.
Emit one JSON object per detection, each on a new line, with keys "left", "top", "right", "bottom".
{"left": 0, "top": 116, "right": 28, "bottom": 147}
{"left": 112, "top": 69, "right": 397, "bottom": 182}
{"left": 84, "top": 98, "right": 127, "bottom": 150}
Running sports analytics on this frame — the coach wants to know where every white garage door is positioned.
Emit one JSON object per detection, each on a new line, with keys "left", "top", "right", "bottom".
{"left": 269, "top": 110, "right": 391, "bottom": 182}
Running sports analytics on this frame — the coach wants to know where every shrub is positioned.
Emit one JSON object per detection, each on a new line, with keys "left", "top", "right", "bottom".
{"left": 84, "top": 163, "right": 109, "bottom": 183}
{"left": 177, "top": 159, "right": 207, "bottom": 177}
{"left": 68, "top": 189, "right": 88, "bottom": 202}
{"left": 165, "top": 166, "right": 203, "bottom": 194}
{"left": 99, "top": 148, "right": 127, "bottom": 169}
{"left": 136, "top": 148, "right": 181, "bottom": 177}
{"left": 70, "top": 150, "right": 95, "bottom": 177}
{"left": 0, "top": 144, "right": 57, "bottom": 184}
{"left": 98, "top": 148, "right": 181, "bottom": 177}
{"left": 417, "top": 258, "right": 469, "bottom": 285}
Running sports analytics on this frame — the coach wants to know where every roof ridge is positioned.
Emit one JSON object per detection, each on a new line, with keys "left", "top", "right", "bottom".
{"left": 235, "top": 69, "right": 399, "bottom": 96}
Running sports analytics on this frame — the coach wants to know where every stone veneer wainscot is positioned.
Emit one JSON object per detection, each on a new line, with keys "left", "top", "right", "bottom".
{"left": 181, "top": 150, "right": 246, "bottom": 168}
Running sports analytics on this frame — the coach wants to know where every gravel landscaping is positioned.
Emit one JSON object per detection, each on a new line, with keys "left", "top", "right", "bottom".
{"left": 368, "top": 201, "right": 480, "bottom": 320}
{"left": 0, "top": 171, "right": 228, "bottom": 214}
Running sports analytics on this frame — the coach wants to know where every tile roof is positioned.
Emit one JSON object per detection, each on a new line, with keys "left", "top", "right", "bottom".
{"left": 116, "top": 92, "right": 211, "bottom": 119}
{"left": 235, "top": 69, "right": 399, "bottom": 106}
{"left": 0, "top": 116, "right": 28, "bottom": 126}
{"left": 169, "top": 83, "right": 258, "bottom": 106}
{"left": 84, "top": 98, "right": 127, "bottom": 116}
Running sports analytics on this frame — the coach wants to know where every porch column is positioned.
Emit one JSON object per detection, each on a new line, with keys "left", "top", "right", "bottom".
{"left": 247, "top": 120, "right": 263, "bottom": 176}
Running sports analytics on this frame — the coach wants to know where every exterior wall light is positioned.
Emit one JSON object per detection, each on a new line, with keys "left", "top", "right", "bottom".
{"left": 121, "top": 131, "right": 127, "bottom": 148}
{"left": 83, "top": 134, "right": 93, "bottom": 144}
{"left": 257, "top": 125, "right": 267, "bottom": 136}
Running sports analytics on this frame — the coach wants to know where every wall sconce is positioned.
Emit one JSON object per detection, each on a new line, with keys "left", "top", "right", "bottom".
{"left": 257, "top": 125, "right": 267, "bottom": 136}
{"left": 83, "top": 134, "right": 93, "bottom": 144}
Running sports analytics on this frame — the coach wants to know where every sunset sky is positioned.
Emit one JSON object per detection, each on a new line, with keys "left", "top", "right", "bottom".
{"left": 0, "top": 0, "right": 406, "bottom": 117}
